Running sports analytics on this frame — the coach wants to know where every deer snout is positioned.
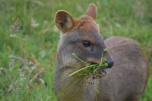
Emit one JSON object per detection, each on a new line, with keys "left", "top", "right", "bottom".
{"left": 87, "top": 58, "right": 114, "bottom": 68}
{"left": 87, "top": 58, "right": 101, "bottom": 64}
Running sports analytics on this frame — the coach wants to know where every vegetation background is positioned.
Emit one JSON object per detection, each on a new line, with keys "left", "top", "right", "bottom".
{"left": 0, "top": 0, "right": 152, "bottom": 101}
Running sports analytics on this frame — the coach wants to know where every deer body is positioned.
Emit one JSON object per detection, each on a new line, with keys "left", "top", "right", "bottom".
{"left": 101, "top": 36, "right": 149, "bottom": 101}
{"left": 54, "top": 4, "right": 149, "bottom": 101}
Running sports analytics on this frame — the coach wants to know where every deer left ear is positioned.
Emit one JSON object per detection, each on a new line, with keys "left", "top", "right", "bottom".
{"left": 55, "top": 10, "right": 75, "bottom": 33}
{"left": 85, "top": 3, "right": 97, "bottom": 20}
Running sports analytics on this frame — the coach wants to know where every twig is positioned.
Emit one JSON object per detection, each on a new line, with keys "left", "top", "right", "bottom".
{"left": 10, "top": 56, "right": 28, "bottom": 65}
{"left": 7, "top": 84, "right": 14, "bottom": 93}
{"left": 29, "top": 68, "right": 46, "bottom": 82}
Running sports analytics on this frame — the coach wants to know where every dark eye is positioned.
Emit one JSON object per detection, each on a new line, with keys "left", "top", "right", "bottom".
{"left": 82, "top": 40, "right": 91, "bottom": 47}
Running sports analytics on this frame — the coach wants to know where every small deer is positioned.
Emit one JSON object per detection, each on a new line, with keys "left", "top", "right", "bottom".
{"left": 54, "top": 4, "right": 149, "bottom": 101}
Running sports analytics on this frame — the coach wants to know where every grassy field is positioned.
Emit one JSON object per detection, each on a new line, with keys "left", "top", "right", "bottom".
{"left": 0, "top": 0, "right": 152, "bottom": 101}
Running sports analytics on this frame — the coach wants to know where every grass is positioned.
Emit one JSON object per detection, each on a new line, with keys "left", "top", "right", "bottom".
{"left": 0, "top": 0, "right": 152, "bottom": 101}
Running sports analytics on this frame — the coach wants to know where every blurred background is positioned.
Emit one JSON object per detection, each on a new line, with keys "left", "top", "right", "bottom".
{"left": 0, "top": 0, "right": 152, "bottom": 100}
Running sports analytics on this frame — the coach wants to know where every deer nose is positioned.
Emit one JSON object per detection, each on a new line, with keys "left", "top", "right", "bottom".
{"left": 107, "top": 59, "right": 114, "bottom": 68}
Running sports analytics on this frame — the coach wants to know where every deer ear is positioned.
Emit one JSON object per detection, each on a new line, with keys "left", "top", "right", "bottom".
{"left": 55, "top": 10, "right": 75, "bottom": 33}
{"left": 85, "top": 3, "right": 97, "bottom": 20}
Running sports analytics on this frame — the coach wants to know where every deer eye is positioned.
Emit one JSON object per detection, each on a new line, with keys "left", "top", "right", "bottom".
{"left": 82, "top": 40, "right": 91, "bottom": 47}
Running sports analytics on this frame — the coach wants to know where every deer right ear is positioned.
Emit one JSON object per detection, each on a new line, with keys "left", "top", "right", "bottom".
{"left": 55, "top": 10, "right": 75, "bottom": 33}
{"left": 85, "top": 3, "right": 97, "bottom": 20}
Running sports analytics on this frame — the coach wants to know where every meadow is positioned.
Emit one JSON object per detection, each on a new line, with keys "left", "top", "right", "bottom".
{"left": 0, "top": 0, "right": 152, "bottom": 101}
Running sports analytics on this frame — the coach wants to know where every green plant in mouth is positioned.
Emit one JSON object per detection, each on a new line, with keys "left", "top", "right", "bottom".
{"left": 69, "top": 49, "right": 108, "bottom": 81}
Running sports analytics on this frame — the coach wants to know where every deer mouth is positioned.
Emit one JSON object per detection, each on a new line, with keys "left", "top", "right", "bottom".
{"left": 100, "top": 68, "right": 107, "bottom": 76}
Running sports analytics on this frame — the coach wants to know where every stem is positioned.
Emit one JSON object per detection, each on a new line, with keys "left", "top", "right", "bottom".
{"left": 69, "top": 66, "right": 90, "bottom": 76}
{"left": 93, "top": 67, "right": 99, "bottom": 74}
{"left": 74, "top": 55, "right": 87, "bottom": 64}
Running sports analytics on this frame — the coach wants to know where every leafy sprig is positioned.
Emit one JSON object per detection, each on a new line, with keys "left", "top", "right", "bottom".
{"left": 69, "top": 49, "right": 108, "bottom": 79}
